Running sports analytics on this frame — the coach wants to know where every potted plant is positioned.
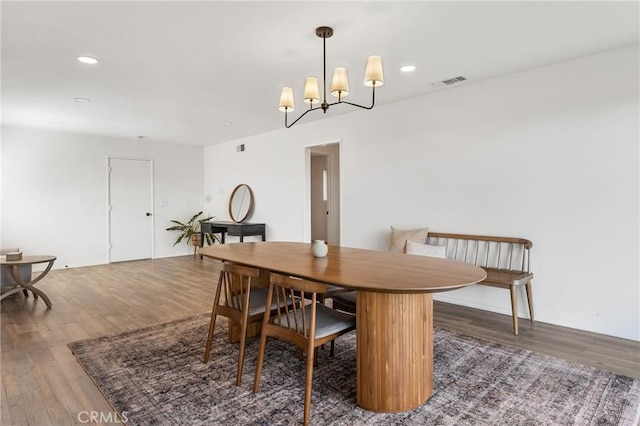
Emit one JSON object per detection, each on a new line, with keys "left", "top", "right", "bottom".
{"left": 166, "top": 211, "right": 220, "bottom": 247}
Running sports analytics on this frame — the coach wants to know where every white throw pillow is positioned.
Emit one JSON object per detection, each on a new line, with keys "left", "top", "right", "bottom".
{"left": 405, "top": 240, "right": 446, "bottom": 258}
{"left": 389, "top": 226, "right": 429, "bottom": 253}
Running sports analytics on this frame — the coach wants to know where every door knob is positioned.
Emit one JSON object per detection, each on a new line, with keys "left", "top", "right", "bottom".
{"left": 146, "top": 212, "right": 152, "bottom": 216}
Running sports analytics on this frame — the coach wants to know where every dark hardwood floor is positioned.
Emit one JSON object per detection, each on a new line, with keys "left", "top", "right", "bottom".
{"left": 1, "top": 255, "right": 638, "bottom": 425}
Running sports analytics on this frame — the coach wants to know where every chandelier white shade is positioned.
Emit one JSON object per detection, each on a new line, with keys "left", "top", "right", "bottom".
{"left": 330, "top": 67, "right": 349, "bottom": 98}
{"left": 278, "top": 86, "right": 294, "bottom": 112}
{"left": 364, "top": 55, "right": 384, "bottom": 87}
{"left": 303, "top": 77, "right": 320, "bottom": 104}
{"left": 278, "top": 26, "right": 383, "bottom": 128}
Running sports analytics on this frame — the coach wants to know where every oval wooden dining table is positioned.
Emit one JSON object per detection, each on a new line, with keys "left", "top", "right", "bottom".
{"left": 199, "top": 241, "right": 486, "bottom": 413}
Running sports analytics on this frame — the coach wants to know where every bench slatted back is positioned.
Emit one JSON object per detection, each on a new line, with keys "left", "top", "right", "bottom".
{"left": 426, "top": 233, "right": 532, "bottom": 273}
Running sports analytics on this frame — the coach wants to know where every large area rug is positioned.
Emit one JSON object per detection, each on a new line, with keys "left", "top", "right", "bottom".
{"left": 68, "top": 313, "right": 640, "bottom": 425}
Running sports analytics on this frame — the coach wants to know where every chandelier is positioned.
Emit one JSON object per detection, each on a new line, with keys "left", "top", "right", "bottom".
{"left": 278, "top": 26, "right": 384, "bottom": 128}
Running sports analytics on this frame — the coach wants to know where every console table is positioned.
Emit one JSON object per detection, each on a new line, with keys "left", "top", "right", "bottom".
{"left": 200, "top": 221, "right": 266, "bottom": 245}
{"left": 199, "top": 221, "right": 266, "bottom": 260}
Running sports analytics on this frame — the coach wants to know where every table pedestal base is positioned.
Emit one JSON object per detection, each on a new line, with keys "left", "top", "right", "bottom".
{"left": 356, "top": 291, "right": 433, "bottom": 412}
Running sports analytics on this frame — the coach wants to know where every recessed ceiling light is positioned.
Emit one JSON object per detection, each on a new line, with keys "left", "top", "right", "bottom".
{"left": 78, "top": 56, "right": 99, "bottom": 65}
{"left": 400, "top": 65, "right": 416, "bottom": 73}
{"left": 74, "top": 97, "right": 91, "bottom": 103}
{"left": 223, "top": 121, "right": 234, "bottom": 126}
{"left": 137, "top": 136, "right": 146, "bottom": 140}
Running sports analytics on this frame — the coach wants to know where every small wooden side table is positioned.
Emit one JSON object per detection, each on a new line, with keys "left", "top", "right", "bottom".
{"left": 0, "top": 255, "right": 57, "bottom": 308}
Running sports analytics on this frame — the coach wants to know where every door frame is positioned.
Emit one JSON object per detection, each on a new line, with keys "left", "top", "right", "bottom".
{"left": 106, "top": 156, "right": 155, "bottom": 262}
{"left": 304, "top": 141, "right": 341, "bottom": 245}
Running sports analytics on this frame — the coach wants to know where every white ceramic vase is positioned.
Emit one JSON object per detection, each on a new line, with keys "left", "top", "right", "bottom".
{"left": 312, "top": 240, "right": 328, "bottom": 258}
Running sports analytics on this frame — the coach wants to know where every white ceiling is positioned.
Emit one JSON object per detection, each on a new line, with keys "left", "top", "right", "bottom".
{"left": 2, "top": 1, "right": 638, "bottom": 146}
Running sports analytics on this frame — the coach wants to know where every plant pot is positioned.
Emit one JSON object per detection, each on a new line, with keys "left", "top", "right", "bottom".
{"left": 191, "top": 233, "right": 202, "bottom": 258}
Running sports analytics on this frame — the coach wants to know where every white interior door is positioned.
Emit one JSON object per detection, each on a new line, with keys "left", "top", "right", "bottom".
{"left": 108, "top": 157, "right": 153, "bottom": 262}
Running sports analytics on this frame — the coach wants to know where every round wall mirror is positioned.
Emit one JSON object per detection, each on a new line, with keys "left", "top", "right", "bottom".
{"left": 228, "top": 184, "right": 253, "bottom": 223}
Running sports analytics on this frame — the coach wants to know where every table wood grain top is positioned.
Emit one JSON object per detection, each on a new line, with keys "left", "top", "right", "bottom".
{"left": 199, "top": 242, "right": 486, "bottom": 293}
{"left": 0, "top": 255, "right": 56, "bottom": 265}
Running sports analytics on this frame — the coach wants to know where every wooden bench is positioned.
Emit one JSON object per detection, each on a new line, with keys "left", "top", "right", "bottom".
{"left": 426, "top": 232, "right": 534, "bottom": 335}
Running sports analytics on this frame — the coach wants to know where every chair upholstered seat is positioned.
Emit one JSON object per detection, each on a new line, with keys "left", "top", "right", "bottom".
{"left": 273, "top": 303, "right": 356, "bottom": 340}
{"left": 228, "top": 288, "right": 295, "bottom": 317}
{"left": 331, "top": 290, "right": 356, "bottom": 314}
{"left": 323, "top": 284, "right": 350, "bottom": 297}
{"left": 228, "top": 288, "right": 271, "bottom": 317}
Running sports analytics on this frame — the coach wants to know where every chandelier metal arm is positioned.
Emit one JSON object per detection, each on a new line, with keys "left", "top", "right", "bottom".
{"left": 284, "top": 84, "right": 377, "bottom": 127}
{"left": 284, "top": 105, "right": 322, "bottom": 129}
{"left": 334, "top": 85, "right": 377, "bottom": 110}
{"left": 337, "top": 100, "right": 374, "bottom": 110}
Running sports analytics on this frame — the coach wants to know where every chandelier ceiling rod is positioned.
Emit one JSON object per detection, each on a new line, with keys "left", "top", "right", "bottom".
{"left": 278, "top": 26, "right": 384, "bottom": 129}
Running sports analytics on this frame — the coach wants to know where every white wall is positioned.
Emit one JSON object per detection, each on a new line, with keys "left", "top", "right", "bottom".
{"left": 1, "top": 128, "right": 205, "bottom": 268}
{"left": 203, "top": 46, "right": 639, "bottom": 341}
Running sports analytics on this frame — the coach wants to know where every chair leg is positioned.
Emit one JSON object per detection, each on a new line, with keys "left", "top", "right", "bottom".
{"left": 253, "top": 329, "right": 268, "bottom": 393}
{"left": 303, "top": 343, "right": 315, "bottom": 426}
{"left": 510, "top": 286, "right": 519, "bottom": 335}
{"left": 203, "top": 278, "right": 224, "bottom": 363}
{"left": 236, "top": 292, "right": 252, "bottom": 386}
{"left": 525, "top": 281, "right": 534, "bottom": 322}
{"left": 203, "top": 309, "right": 219, "bottom": 363}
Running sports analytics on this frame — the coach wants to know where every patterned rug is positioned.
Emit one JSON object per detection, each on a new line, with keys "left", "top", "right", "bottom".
{"left": 68, "top": 313, "right": 640, "bottom": 425}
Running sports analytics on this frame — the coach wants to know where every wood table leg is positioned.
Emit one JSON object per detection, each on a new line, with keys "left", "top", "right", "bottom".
{"left": 356, "top": 291, "right": 433, "bottom": 412}
{"left": 9, "top": 261, "right": 55, "bottom": 308}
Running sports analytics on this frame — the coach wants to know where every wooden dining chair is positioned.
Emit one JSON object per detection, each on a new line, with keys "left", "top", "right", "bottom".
{"left": 331, "top": 290, "right": 357, "bottom": 314}
{"left": 253, "top": 273, "right": 356, "bottom": 426}
{"left": 320, "top": 285, "right": 356, "bottom": 315}
{"left": 203, "top": 262, "right": 267, "bottom": 386}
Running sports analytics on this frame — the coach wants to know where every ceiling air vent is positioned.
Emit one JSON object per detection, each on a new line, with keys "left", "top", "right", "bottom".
{"left": 442, "top": 76, "right": 467, "bottom": 85}
{"left": 430, "top": 76, "right": 467, "bottom": 88}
